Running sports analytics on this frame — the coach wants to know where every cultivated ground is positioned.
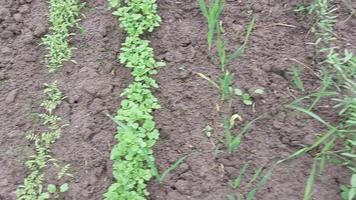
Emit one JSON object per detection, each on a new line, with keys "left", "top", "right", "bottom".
{"left": 0, "top": 0, "right": 355, "bottom": 199}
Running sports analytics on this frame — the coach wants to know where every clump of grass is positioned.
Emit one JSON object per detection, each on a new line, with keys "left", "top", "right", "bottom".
{"left": 228, "top": 163, "right": 273, "bottom": 200}
{"left": 280, "top": 1, "right": 356, "bottom": 199}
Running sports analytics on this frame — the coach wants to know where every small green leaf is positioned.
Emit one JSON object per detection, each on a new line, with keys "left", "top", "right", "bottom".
{"left": 234, "top": 88, "right": 243, "bottom": 96}
{"left": 243, "top": 99, "right": 253, "bottom": 105}
{"left": 254, "top": 88, "right": 264, "bottom": 95}
{"left": 47, "top": 184, "right": 57, "bottom": 194}
{"left": 60, "top": 183, "right": 69, "bottom": 193}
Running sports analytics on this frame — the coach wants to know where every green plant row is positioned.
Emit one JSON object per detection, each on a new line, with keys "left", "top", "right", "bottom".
{"left": 105, "top": 0, "right": 164, "bottom": 199}
{"left": 42, "top": 0, "right": 84, "bottom": 72}
{"left": 288, "top": 1, "right": 356, "bottom": 200}
{"left": 16, "top": 82, "right": 69, "bottom": 200}
{"left": 17, "top": 0, "right": 83, "bottom": 199}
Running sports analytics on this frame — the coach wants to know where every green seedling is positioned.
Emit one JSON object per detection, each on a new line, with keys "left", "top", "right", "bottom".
{"left": 228, "top": 164, "right": 273, "bottom": 200}
{"left": 39, "top": 183, "right": 69, "bottom": 200}
{"left": 224, "top": 115, "right": 262, "bottom": 154}
{"left": 246, "top": 169, "right": 273, "bottom": 200}
{"left": 231, "top": 162, "right": 250, "bottom": 189}
{"left": 234, "top": 88, "right": 253, "bottom": 105}
{"left": 303, "top": 159, "right": 318, "bottom": 200}
{"left": 17, "top": 82, "right": 67, "bottom": 199}
{"left": 143, "top": 148, "right": 187, "bottom": 184}
{"left": 104, "top": 0, "right": 165, "bottom": 199}
{"left": 220, "top": 71, "right": 234, "bottom": 101}
{"left": 340, "top": 174, "right": 356, "bottom": 200}
{"left": 198, "top": 0, "right": 224, "bottom": 50}
{"left": 203, "top": 125, "right": 214, "bottom": 138}
{"left": 291, "top": 66, "right": 305, "bottom": 91}
{"left": 42, "top": 0, "right": 84, "bottom": 72}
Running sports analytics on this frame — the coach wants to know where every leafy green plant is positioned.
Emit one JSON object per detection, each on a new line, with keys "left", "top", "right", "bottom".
{"left": 234, "top": 88, "right": 253, "bottom": 105}
{"left": 16, "top": 82, "right": 69, "bottom": 200}
{"left": 203, "top": 125, "right": 214, "bottom": 138}
{"left": 42, "top": 0, "right": 84, "bottom": 72}
{"left": 104, "top": 0, "right": 165, "bottom": 199}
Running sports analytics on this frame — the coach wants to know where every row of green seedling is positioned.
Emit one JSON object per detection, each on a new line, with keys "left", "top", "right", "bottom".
{"left": 286, "top": 1, "right": 356, "bottom": 200}
{"left": 104, "top": 0, "right": 170, "bottom": 199}
{"left": 198, "top": 1, "right": 273, "bottom": 200}
{"left": 16, "top": 0, "right": 83, "bottom": 199}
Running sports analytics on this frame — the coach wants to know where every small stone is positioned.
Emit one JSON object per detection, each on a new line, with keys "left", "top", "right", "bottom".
{"left": 248, "top": 86, "right": 266, "bottom": 99}
{"left": 13, "top": 13, "right": 22, "bottom": 22}
{"left": 33, "top": 25, "right": 47, "bottom": 37}
{"left": 1, "top": 47, "right": 12, "bottom": 56}
{"left": 22, "top": 52, "right": 37, "bottom": 62}
{"left": 261, "top": 63, "right": 272, "bottom": 72}
{"left": 26, "top": 0, "right": 33, "bottom": 3}
{"left": 0, "top": 71, "right": 5, "bottom": 80}
{"left": 0, "top": 30, "right": 14, "bottom": 39}
{"left": 0, "top": 8, "right": 11, "bottom": 20}
{"left": 89, "top": 98, "right": 105, "bottom": 114}
{"left": 22, "top": 33, "right": 34, "bottom": 44}
{"left": 0, "top": 178, "right": 8, "bottom": 186}
{"left": 174, "top": 180, "right": 190, "bottom": 194}
{"left": 166, "top": 191, "right": 183, "bottom": 200}
{"left": 5, "top": 89, "right": 18, "bottom": 103}
{"left": 272, "top": 120, "right": 283, "bottom": 129}
{"left": 252, "top": 3, "right": 263, "bottom": 12}
{"left": 19, "top": 5, "right": 30, "bottom": 13}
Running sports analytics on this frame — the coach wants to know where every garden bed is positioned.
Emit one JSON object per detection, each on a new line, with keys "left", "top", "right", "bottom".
{"left": 0, "top": 0, "right": 354, "bottom": 199}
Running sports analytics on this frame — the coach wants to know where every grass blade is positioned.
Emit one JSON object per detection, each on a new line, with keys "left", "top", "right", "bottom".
{"left": 198, "top": 0, "right": 208, "bottom": 18}
{"left": 227, "top": 16, "right": 255, "bottom": 64}
{"left": 196, "top": 72, "right": 220, "bottom": 89}
{"left": 232, "top": 162, "right": 250, "bottom": 188}
{"left": 304, "top": 159, "right": 318, "bottom": 200}
{"left": 286, "top": 104, "right": 334, "bottom": 129}
{"left": 159, "top": 155, "right": 188, "bottom": 183}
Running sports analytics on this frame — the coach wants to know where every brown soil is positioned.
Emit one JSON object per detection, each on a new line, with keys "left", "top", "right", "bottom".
{"left": 0, "top": 0, "right": 354, "bottom": 200}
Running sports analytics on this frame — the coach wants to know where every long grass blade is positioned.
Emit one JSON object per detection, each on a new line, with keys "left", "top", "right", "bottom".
{"left": 198, "top": 0, "right": 208, "bottom": 18}
{"left": 159, "top": 155, "right": 188, "bottom": 183}
{"left": 304, "top": 159, "right": 318, "bottom": 200}
{"left": 286, "top": 104, "right": 335, "bottom": 129}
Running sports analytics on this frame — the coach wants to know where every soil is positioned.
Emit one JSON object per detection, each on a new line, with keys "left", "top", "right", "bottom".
{"left": 0, "top": 0, "right": 354, "bottom": 200}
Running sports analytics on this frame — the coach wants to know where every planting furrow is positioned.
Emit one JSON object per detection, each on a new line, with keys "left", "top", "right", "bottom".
{"left": 16, "top": 0, "right": 83, "bottom": 199}
{"left": 104, "top": 0, "right": 164, "bottom": 199}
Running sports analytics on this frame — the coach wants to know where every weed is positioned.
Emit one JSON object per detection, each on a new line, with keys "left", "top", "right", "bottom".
{"left": 291, "top": 66, "right": 305, "bottom": 91}
{"left": 228, "top": 164, "right": 273, "bottom": 200}
{"left": 143, "top": 148, "right": 187, "bottom": 184}
{"left": 283, "top": 52, "right": 356, "bottom": 199}
{"left": 224, "top": 115, "right": 262, "bottom": 154}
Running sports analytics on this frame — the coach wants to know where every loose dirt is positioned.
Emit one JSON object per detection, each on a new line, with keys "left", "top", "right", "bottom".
{"left": 0, "top": 0, "right": 354, "bottom": 200}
